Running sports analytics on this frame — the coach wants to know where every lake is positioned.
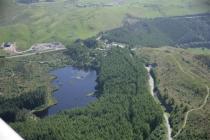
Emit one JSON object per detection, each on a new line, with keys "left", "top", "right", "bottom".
{"left": 35, "top": 66, "right": 97, "bottom": 117}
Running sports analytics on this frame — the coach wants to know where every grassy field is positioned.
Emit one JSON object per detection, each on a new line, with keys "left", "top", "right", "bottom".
{"left": 0, "top": 0, "right": 210, "bottom": 50}
{"left": 135, "top": 47, "right": 210, "bottom": 139}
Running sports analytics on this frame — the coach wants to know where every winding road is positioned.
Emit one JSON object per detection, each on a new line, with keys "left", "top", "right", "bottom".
{"left": 169, "top": 54, "right": 210, "bottom": 138}
{"left": 6, "top": 48, "right": 66, "bottom": 59}
{"left": 173, "top": 85, "right": 210, "bottom": 138}
{"left": 146, "top": 63, "right": 210, "bottom": 139}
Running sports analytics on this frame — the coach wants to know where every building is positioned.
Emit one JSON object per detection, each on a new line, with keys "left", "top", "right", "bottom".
{"left": 1, "top": 42, "right": 12, "bottom": 48}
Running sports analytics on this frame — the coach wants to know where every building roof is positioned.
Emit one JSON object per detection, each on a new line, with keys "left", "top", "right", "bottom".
{"left": 4, "top": 42, "right": 12, "bottom": 48}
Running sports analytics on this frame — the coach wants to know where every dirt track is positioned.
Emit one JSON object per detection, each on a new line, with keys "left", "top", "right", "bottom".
{"left": 173, "top": 86, "right": 209, "bottom": 138}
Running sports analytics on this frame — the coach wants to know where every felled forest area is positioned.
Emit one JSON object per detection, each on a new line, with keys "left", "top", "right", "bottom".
{"left": 102, "top": 14, "right": 210, "bottom": 48}
{"left": 12, "top": 47, "right": 165, "bottom": 140}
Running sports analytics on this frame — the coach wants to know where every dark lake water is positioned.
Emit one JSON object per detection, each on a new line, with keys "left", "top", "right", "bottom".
{"left": 35, "top": 66, "right": 97, "bottom": 117}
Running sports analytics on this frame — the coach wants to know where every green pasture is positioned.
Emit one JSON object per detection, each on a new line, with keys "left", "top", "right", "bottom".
{"left": 0, "top": 0, "right": 210, "bottom": 50}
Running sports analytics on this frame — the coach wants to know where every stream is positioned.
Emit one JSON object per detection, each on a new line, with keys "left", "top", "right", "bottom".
{"left": 145, "top": 65, "right": 173, "bottom": 140}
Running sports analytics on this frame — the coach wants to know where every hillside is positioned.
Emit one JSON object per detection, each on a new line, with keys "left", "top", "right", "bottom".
{"left": 0, "top": 0, "right": 210, "bottom": 50}
{"left": 136, "top": 47, "right": 210, "bottom": 139}
{"left": 102, "top": 14, "right": 210, "bottom": 47}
